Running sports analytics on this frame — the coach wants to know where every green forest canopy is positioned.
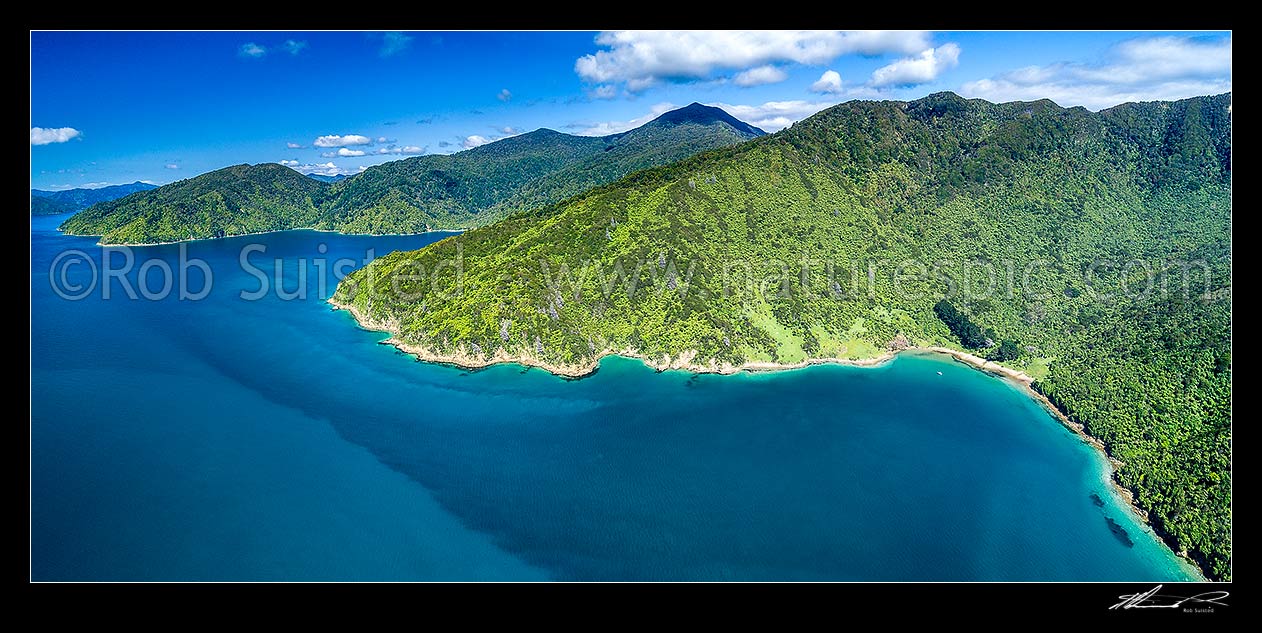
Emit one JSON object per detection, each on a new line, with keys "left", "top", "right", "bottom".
{"left": 335, "top": 92, "right": 1232, "bottom": 580}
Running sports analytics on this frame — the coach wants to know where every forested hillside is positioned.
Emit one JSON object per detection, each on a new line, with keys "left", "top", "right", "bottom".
{"left": 334, "top": 92, "right": 1232, "bottom": 579}
{"left": 31, "top": 196, "right": 76, "bottom": 215}
{"left": 60, "top": 163, "right": 328, "bottom": 244}
{"left": 60, "top": 104, "right": 763, "bottom": 243}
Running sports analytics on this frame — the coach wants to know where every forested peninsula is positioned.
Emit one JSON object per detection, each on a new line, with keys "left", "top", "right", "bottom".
{"left": 333, "top": 92, "right": 1232, "bottom": 580}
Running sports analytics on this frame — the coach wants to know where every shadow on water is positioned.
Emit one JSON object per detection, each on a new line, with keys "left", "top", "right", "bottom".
{"left": 1106, "top": 517, "right": 1135, "bottom": 548}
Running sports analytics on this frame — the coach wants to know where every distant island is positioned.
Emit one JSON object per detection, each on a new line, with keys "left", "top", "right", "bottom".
{"left": 30, "top": 181, "right": 156, "bottom": 215}
{"left": 58, "top": 103, "right": 763, "bottom": 245}
{"left": 331, "top": 92, "right": 1232, "bottom": 581}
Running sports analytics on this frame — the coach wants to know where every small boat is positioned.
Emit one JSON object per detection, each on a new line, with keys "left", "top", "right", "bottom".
{"left": 936, "top": 371, "right": 943, "bottom": 375}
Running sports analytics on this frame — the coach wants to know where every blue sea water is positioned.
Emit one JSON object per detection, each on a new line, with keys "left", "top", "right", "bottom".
{"left": 30, "top": 215, "right": 1199, "bottom": 581}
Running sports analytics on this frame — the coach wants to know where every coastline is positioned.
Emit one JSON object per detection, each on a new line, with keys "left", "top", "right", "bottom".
{"left": 327, "top": 297, "right": 897, "bottom": 378}
{"left": 929, "top": 346, "right": 1207, "bottom": 581}
{"left": 61, "top": 226, "right": 468, "bottom": 247}
{"left": 329, "top": 296, "right": 1208, "bottom": 580}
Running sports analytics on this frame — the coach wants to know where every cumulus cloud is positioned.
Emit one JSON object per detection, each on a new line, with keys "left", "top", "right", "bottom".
{"left": 733, "top": 65, "right": 788, "bottom": 87}
{"left": 573, "top": 102, "right": 678, "bottom": 136}
{"left": 239, "top": 42, "right": 267, "bottom": 58}
{"left": 286, "top": 142, "right": 304, "bottom": 149}
{"left": 313, "top": 134, "right": 372, "bottom": 148}
{"left": 165, "top": 164, "right": 180, "bottom": 170}
{"left": 277, "top": 161, "right": 365, "bottom": 177}
{"left": 706, "top": 100, "right": 841, "bottom": 132}
{"left": 380, "top": 32, "right": 413, "bottom": 58}
{"left": 810, "top": 70, "right": 844, "bottom": 95}
{"left": 282, "top": 40, "right": 308, "bottom": 55}
{"left": 869, "top": 43, "right": 960, "bottom": 87}
{"left": 575, "top": 30, "right": 930, "bottom": 91}
{"left": 321, "top": 148, "right": 366, "bottom": 157}
{"left": 960, "top": 35, "right": 1232, "bottom": 111}
{"left": 30, "top": 126, "right": 82, "bottom": 145}
{"left": 462, "top": 135, "right": 493, "bottom": 149}
{"left": 459, "top": 126, "right": 525, "bottom": 150}
{"left": 497, "top": 88, "right": 512, "bottom": 102}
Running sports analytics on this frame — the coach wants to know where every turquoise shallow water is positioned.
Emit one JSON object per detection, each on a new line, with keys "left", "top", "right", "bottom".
{"left": 30, "top": 215, "right": 1198, "bottom": 581}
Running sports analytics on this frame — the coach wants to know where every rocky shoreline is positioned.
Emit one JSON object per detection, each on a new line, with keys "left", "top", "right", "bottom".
{"left": 329, "top": 297, "right": 1207, "bottom": 580}
{"left": 328, "top": 298, "right": 898, "bottom": 377}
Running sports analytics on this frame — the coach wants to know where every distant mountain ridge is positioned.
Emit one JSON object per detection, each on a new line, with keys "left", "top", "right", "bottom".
{"left": 31, "top": 181, "right": 157, "bottom": 215}
{"left": 306, "top": 174, "right": 350, "bottom": 183}
{"left": 637, "top": 101, "right": 765, "bottom": 137}
{"left": 59, "top": 103, "right": 764, "bottom": 244}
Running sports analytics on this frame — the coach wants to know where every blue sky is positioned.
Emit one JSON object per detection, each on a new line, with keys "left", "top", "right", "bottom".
{"left": 30, "top": 30, "right": 1231, "bottom": 190}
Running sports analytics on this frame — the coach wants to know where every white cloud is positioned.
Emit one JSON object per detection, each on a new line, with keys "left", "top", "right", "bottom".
{"left": 277, "top": 161, "right": 366, "bottom": 177}
{"left": 459, "top": 126, "right": 524, "bottom": 149}
{"left": 574, "top": 102, "right": 678, "bottom": 136}
{"left": 589, "top": 85, "right": 618, "bottom": 100}
{"left": 706, "top": 99, "right": 840, "bottom": 132}
{"left": 165, "top": 164, "right": 180, "bottom": 170}
{"left": 869, "top": 43, "right": 960, "bottom": 87}
{"left": 960, "top": 35, "right": 1232, "bottom": 111}
{"left": 320, "top": 148, "right": 366, "bottom": 157}
{"left": 313, "top": 134, "right": 372, "bottom": 148}
{"left": 575, "top": 30, "right": 930, "bottom": 91}
{"left": 497, "top": 88, "right": 512, "bottom": 102}
{"left": 380, "top": 32, "right": 413, "bottom": 58}
{"left": 30, "top": 126, "right": 82, "bottom": 145}
{"left": 810, "top": 70, "right": 844, "bottom": 94}
{"left": 733, "top": 65, "right": 788, "bottom": 87}
{"left": 282, "top": 40, "right": 308, "bottom": 55}
{"left": 372, "top": 145, "right": 426, "bottom": 155}
{"left": 286, "top": 142, "right": 304, "bottom": 149}
{"left": 462, "top": 135, "right": 493, "bottom": 149}
{"left": 239, "top": 42, "right": 267, "bottom": 58}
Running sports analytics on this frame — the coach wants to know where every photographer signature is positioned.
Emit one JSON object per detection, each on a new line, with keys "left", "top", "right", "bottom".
{"left": 1110, "top": 585, "right": 1229, "bottom": 610}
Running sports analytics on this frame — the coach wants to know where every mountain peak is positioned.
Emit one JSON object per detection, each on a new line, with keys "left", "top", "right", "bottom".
{"left": 644, "top": 103, "right": 765, "bottom": 137}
